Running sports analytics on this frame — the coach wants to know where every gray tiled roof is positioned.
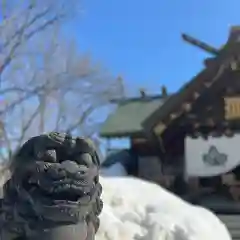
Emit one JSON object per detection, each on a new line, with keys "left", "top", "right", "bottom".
{"left": 100, "top": 96, "right": 167, "bottom": 137}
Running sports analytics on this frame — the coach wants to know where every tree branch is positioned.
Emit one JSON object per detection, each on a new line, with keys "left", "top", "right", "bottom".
{"left": 15, "top": 103, "right": 41, "bottom": 149}
{"left": 66, "top": 105, "right": 96, "bottom": 133}
{"left": 0, "top": 1, "right": 122, "bottom": 163}
{"left": 0, "top": 3, "right": 65, "bottom": 81}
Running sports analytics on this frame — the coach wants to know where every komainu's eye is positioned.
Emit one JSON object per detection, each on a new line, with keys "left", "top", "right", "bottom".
{"left": 76, "top": 153, "right": 93, "bottom": 166}
{"left": 37, "top": 150, "right": 57, "bottom": 162}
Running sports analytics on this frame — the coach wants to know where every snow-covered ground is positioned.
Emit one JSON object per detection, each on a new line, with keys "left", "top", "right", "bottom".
{"left": 99, "top": 164, "right": 231, "bottom": 240}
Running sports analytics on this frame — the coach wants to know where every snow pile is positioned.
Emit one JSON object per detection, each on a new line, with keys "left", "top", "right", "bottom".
{"left": 97, "top": 176, "right": 231, "bottom": 240}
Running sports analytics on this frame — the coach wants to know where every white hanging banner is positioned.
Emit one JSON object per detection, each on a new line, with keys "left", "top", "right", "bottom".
{"left": 185, "top": 135, "right": 240, "bottom": 177}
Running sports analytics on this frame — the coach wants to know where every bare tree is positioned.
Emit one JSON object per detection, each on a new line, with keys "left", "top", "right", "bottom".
{"left": 0, "top": 0, "right": 83, "bottom": 80}
{"left": 0, "top": 1, "right": 123, "bottom": 163}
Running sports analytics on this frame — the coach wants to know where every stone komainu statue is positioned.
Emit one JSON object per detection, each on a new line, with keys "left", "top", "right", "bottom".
{"left": 0, "top": 132, "right": 103, "bottom": 239}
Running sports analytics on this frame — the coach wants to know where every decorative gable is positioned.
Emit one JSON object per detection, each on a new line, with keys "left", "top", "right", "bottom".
{"left": 143, "top": 26, "right": 240, "bottom": 137}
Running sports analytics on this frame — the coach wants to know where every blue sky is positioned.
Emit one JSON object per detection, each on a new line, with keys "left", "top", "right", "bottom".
{"left": 68, "top": 0, "right": 240, "bottom": 96}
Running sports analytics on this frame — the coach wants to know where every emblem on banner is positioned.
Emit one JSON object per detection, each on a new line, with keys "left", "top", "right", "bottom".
{"left": 202, "top": 146, "right": 227, "bottom": 166}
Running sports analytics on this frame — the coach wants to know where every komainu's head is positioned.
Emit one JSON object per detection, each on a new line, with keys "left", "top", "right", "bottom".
{"left": 7, "top": 132, "right": 103, "bottom": 234}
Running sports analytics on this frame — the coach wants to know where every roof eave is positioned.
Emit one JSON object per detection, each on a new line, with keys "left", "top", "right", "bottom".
{"left": 142, "top": 97, "right": 171, "bottom": 132}
{"left": 142, "top": 62, "right": 221, "bottom": 132}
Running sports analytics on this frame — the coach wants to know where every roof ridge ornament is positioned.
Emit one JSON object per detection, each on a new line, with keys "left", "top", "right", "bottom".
{"left": 227, "top": 26, "right": 240, "bottom": 44}
{"left": 182, "top": 26, "right": 240, "bottom": 60}
{"left": 139, "top": 88, "right": 146, "bottom": 98}
{"left": 181, "top": 33, "right": 219, "bottom": 55}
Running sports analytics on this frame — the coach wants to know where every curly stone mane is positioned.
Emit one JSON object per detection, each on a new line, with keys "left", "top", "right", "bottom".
{"left": 0, "top": 132, "right": 103, "bottom": 239}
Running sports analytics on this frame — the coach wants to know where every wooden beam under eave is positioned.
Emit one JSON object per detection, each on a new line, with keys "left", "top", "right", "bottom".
{"left": 182, "top": 103, "right": 192, "bottom": 112}
{"left": 203, "top": 81, "right": 212, "bottom": 88}
{"left": 230, "top": 60, "right": 238, "bottom": 71}
{"left": 154, "top": 122, "right": 166, "bottom": 135}
{"left": 193, "top": 122, "right": 200, "bottom": 129}
{"left": 187, "top": 113, "right": 197, "bottom": 119}
{"left": 170, "top": 113, "right": 178, "bottom": 120}
{"left": 193, "top": 92, "right": 200, "bottom": 100}
{"left": 205, "top": 118, "right": 215, "bottom": 127}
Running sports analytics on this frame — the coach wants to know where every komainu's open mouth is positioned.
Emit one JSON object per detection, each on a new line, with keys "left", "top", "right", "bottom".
{"left": 19, "top": 154, "right": 96, "bottom": 204}
{"left": 50, "top": 179, "right": 90, "bottom": 202}
{"left": 24, "top": 177, "right": 88, "bottom": 203}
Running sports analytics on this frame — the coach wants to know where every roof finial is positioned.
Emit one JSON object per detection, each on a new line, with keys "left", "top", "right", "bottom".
{"left": 228, "top": 26, "right": 240, "bottom": 43}
{"left": 181, "top": 33, "right": 219, "bottom": 55}
{"left": 116, "top": 75, "right": 125, "bottom": 97}
{"left": 139, "top": 88, "right": 146, "bottom": 98}
{"left": 161, "top": 85, "right": 168, "bottom": 97}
